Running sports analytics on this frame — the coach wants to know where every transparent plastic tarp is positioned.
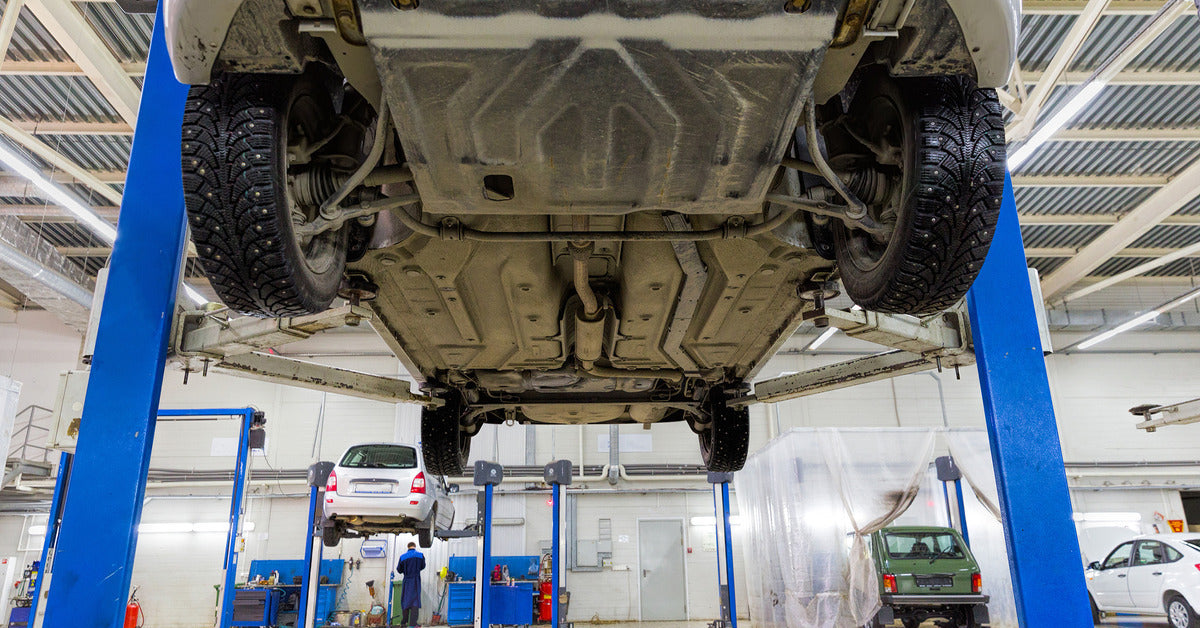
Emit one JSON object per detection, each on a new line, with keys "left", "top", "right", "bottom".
{"left": 947, "top": 429, "right": 1018, "bottom": 628}
{"left": 736, "top": 428, "right": 936, "bottom": 628}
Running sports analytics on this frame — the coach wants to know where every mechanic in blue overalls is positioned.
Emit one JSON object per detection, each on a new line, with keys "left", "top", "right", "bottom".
{"left": 397, "top": 542, "right": 426, "bottom": 627}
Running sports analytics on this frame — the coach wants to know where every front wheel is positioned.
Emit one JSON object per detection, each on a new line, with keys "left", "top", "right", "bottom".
{"left": 697, "top": 387, "right": 750, "bottom": 472}
{"left": 183, "top": 69, "right": 357, "bottom": 316}
{"left": 826, "top": 72, "right": 1005, "bottom": 316}
{"left": 1168, "top": 595, "right": 1197, "bottom": 628}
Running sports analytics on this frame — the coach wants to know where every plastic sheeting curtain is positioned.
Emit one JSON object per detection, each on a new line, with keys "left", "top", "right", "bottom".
{"left": 946, "top": 429, "right": 1018, "bottom": 628}
{"left": 736, "top": 428, "right": 936, "bottom": 628}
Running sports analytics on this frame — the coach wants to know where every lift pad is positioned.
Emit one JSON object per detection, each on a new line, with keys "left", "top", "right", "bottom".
{"left": 1131, "top": 397, "right": 1200, "bottom": 431}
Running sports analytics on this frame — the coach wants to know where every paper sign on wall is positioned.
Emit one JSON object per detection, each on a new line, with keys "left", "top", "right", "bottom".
{"left": 211, "top": 437, "right": 268, "bottom": 456}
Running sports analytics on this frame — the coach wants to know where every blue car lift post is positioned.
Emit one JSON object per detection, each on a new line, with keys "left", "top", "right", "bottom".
{"left": 33, "top": 0, "right": 1093, "bottom": 622}
{"left": 543, "top": 461, "right": 573, "bottom": 628}
{"left": 473, "top": 461, "right": 503, "bottom": 628}
{"left": 934, "top": 456, "right": 971, "bottom": 548}
{"left": 155, "top": 408, "right": 263, "bottom": 628}
{"left": 707, "top": 472, "right": 737, "bottom": 628}
{"left": 965, "top": 173, "right": 1093, "bottom": 626}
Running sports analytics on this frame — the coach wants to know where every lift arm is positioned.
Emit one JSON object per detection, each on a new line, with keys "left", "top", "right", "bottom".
{"left": 741, "top": 304, "right": 972, "bottom": 405}
{"left": 1131, "top": 397, "right": 1200, "bottom": 432}
{"left": 170, "top": 305, "right": 440, "bottom": 406}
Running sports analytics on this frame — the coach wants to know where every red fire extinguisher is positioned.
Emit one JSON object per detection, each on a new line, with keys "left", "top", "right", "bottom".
{"left": 124, "top": 586, "right": 142, "bottom": 628}
{"left": 538, "top": 580, "right": 553, "bottom": 622}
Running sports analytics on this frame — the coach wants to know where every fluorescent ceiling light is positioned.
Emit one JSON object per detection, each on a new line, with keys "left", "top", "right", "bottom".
{"left": 0, "top": 142, "right": 118, "bottom": 244}
{"left": 806, "top": 327, "right": 838, "bottom": 351}
{"left": 1075, "top": 285, "right": 1200, "bottom": 350}
{"left": 0, "top": 141, "right": 210, "bottom": 307}
{"left": 182, "top": 283, "right": 207, "bottom": 306}
{"left": 1008, "top": 82, "right": 1105, "bottom": 171}
{"left": 28, "top": 524, "right": 47, "bottom": 536}
{"left": 806, "top": 304, "right": 862, "bottom": 351}
{"left": 690, "top": 516, "right": 744, "bottom": 526}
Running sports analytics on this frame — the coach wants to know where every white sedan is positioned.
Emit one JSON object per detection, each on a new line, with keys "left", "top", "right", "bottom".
{"left": 1086, "top": 534, "right": 1200, "bottom": 628}
{"left": 321, "top": 443, "right": 455, "bottom": 548}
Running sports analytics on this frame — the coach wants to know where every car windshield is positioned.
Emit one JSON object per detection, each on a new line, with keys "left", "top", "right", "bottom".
{"left": 339, "top": 445, "right": 417, "bottom": 469}
{"left": 883, "top": 531, "right": 965, "bottom": 560}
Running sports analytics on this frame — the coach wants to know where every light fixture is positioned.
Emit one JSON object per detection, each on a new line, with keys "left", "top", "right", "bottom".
{"left": 27, "top": 521, "right": 257, "bottom": 537}
{"left": 1008, "top": 82, "right": 1105, "bottom": 171}
{"left": 1075, "top": 285, "right": 1200, "bottom": 350}
{"left": 0, "top": 142, "right": 118, "bottom": 243}
{"left": 690, "top": 516, "right": 743, "bottom": 526}
{"left": 805, "top": 304, "right": 862, "bottom": 352}
{"left": 0, "top": 141, "right": 210, "bottom": 306}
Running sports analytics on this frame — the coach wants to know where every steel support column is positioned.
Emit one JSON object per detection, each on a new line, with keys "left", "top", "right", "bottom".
{"left": 966, "top": 173, "right": 1091, "bottom": 627}
{"left": 40, "top": 6, "right": 189, "bottom": 626}
{"left": 298, "top": 485, "right": 320, "bottom": 628}
{"left": 218, "top": 408, "right": 257, "bottom": 628}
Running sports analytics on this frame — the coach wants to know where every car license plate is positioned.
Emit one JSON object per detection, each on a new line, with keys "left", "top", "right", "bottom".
{"left": 915, "top": 576, "right": 953, "bottom": 588}
{"left": 354, "top": 484, "right": 392, "bottom": 494}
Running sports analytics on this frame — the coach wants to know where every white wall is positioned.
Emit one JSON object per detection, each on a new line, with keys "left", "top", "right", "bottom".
{"left": 2, "top": 310, "right": 1200, "bottom": 625}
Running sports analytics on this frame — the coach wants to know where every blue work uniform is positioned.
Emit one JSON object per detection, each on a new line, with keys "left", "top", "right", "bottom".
{"left": 397, "top": 548, "right": 426, "bottom": 611}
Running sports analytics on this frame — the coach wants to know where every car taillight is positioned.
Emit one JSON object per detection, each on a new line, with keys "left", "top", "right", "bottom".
{"left": 326, "top": 470, "right": 337, "bottom": 495}
{"left": 411, "top": 472, "right": 426, "bottom": 494}
{"left": 883, "top": 574, "right": 897, "bottom": 593}
{"left": 971, "top": 573, "right": 983, "bottom": 593}
{"left": 1194, "top": 564, "right": 1200, "bottom": 573}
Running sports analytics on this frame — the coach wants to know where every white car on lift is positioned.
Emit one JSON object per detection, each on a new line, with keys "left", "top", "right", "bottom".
{"left": 322, "top": 443, "right": 455, "bottom": 548}
{"left": 1086, "top": 534, "right": 1200, "bottom": 628}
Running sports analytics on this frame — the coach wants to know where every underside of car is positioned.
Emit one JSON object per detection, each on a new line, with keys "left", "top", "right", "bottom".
{"left": 174, "top": 0, "right": 1009, "bottom": 474}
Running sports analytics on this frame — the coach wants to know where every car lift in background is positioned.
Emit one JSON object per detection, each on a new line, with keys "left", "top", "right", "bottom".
{"left": 935, "top": 456, "right": 971, "bottom": 549}
{"left": 30, "top": 407, "right": 263, "bottom": 628}
{"left": 38, "top": 4, "right": 1094, "bottom": 626}
{"left": 708, "top": 472, "right": 738, "bottom": 628}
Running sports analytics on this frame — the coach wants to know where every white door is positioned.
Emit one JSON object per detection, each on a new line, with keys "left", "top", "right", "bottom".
{"left": 1091, "top": 541, "right": 1135, "bottom": 610}
{"left": 639, "top": 519, "right": 687, "bottom": 620}
{"left": 1128, "top": 540, "right": 1172, "bottom": 611}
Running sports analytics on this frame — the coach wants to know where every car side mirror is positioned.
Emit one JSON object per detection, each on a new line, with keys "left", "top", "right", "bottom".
{"left": 448, "top": 484, "right": 461, "bottom": 494}
{"left": 1087, "top": 561, "right": 1102, "bottom": 571}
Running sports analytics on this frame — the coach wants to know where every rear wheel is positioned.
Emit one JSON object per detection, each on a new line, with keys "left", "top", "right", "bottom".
{"left": 697, "top": 387, "right": 750, "bottom": 472}
{"left": 1168, "top": 595, "right": 1197, "bottom": 628}
{"left": 418, "top": 510, "right": 435, "bottom": 549}
{"left": 322, "top": 522, "right": 341, "bottom": 548}
{"left": 421, "top": 395, "right": 472, "bottom": 476}
{"left": 827, "top": 72, "right": 1005, "bottom": 315}
{"left": 182, "top": 69, "right": 357, "bottom": 316}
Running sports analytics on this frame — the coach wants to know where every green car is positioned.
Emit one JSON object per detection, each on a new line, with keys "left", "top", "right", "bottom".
{"left": 869, "top": 526, "right": 990, "bottom": 628}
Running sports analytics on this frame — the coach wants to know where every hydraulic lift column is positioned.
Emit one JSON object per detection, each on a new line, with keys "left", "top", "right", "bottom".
{"left": 543, "top": 461, "right": 573, "bottom": 628}
{"left": 935, "top": 456, "right": 971, "bottom": 548}
{"left": 302, "top": 462, "right": 334, "bottom": 628}
{"left": 708, "top": 472, "right": 737, "bottom": 628}
{"left": 473, "top": 461, "right": 503, "bottom": 628}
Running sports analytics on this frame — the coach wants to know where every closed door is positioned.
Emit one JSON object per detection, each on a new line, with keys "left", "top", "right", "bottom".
{"left": 1128, "top": 540, "right": 1173, "bottom": 611}
{"left": 639, "top": 519, "right": 687, "bottom": 620}
{"left": 1091, "top": 541, "right": 1135, "bottom": 610}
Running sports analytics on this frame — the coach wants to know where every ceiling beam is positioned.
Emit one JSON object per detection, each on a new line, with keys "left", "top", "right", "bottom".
{"left": 1040, "top": 156, "right": 1200, "bottom": 299}
{"left": 1053, "top": 126, "right": 1200, "bottom": 142}
{"left": 24, "top": 0, "right": 141, "bottom": 126}
{"left": 1020, "top": 214, "right": 1200, "bottom": 226}
{"left": 8, "top": 118, "right": 133, "bottom": 136}
{"left": 1007, "top": 0, "right": 1107, "bottom": 142}
{"left": 0, "top": 114, "right": 125, "bottom": 205}
{"left": 1021, "top": 69, "right": 1200, "bottom": 86}
{"left": 1063, "top": 240, "right": 1200, "bottom": 303}
{"left": 1024, "top": 0, "right": 1189, "bottom": 14}
{"left": 0, "top": 1, "right": 27, "bottom": 75}
{"left": 0, "top": 59, "right": 146, "bottom": 77}
{"left": 1012, "top": 174, "right": 1170, "bottom": 187}
{"left": 0, "top": 204, "right": 119, "bottom": 221}
{"left": 1026, "top": 246, "right": 1187, "bottom": 258}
